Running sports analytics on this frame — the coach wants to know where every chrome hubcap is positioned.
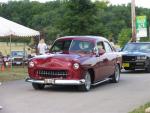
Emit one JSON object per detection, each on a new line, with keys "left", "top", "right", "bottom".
{"left": 115, "top": 66, "right": 120, "bottom": 81}
{"left": 85, "top": 72, "right": 91, "bottom": 90}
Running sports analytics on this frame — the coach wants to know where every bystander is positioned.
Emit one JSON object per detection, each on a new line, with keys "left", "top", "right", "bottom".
{"left": 37, "top": 38, "right": 47, "bottom": 55}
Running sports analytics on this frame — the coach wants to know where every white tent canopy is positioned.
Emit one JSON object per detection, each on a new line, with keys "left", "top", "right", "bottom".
{"left": 0, "top": 17, "right": 40, "bottom": 37}
{"left": 0, "top": 17, "right": 40, "bottom": 63}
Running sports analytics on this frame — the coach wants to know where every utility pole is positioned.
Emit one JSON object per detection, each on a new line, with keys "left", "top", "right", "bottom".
{"left": 131, "top": 0, "right": 136, "bottom": 42}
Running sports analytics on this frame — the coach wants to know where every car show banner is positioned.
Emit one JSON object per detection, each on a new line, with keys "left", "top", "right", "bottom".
{"left": 136, "top": 16, "right": 147, "bottom": 38}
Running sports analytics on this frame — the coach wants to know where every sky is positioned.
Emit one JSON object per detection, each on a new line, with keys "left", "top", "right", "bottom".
{"left": 0, "top": 0, "right": 150, "bottom": 9}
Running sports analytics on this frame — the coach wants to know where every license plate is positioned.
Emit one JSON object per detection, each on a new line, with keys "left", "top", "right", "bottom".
{"left": 123, "top": 63, "right": 129, "bottom": 67}
{"left": 44, "top": 79, "right": 54, "bottom": 84}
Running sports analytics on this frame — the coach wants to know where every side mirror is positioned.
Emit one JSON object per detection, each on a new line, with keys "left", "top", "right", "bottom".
{"left": 98, "top": 48, "right": 105, "bottom": 55}
{"left": 92, "top": 47, "right": 97, "bottom": 54}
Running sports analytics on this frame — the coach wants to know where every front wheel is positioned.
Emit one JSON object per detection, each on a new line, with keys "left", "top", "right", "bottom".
{"left": 32, "top": 83, "right": 45, "bottom": 90}
{"left": 79, "top": 72, "right": 91, "bottom": 91}
{"left": 110, "top": 65, "right": 120, "bottom": 83}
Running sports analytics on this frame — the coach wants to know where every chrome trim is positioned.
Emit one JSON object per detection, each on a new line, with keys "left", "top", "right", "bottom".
{"left": 91, "top": 78, "right": 111, "bottom": 86}
{"left": 25, "top": 78, "right": 85, "bottom": 85}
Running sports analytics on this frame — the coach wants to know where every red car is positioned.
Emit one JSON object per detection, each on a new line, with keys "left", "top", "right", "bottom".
{"left": 26, "top": 36, "right": 122, "bottom": 91}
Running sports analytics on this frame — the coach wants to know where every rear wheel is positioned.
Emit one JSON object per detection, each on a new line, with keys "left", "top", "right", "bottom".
{"left": 32, "top": 83, "right": 45, "bottom": 90}
{"left": 79, "top": 72, "right": 91, "bottom": 91}
{"left": 110, "top": 65, "right": 120, "bottom": 83}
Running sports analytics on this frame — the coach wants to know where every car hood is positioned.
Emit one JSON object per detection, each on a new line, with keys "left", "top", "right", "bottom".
{"left": 32, "top": 53, "right": 96, "bottom": 69}
{"left": 34, "top": 53, "right": 83, "bottom": 61}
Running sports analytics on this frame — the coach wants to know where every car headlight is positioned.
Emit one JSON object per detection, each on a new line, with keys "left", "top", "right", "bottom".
{"left": 137, "top": 56, "right": 147, "bottom": 60}
{"left": 28, "top": 61, "right": 35, "bottom": 68}
{"left": 73, "top": 63, "right": 79, "bottom": 70}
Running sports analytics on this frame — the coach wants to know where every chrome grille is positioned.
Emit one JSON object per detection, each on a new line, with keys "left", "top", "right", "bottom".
{"left": 37, "top": 70, "right": 68, "bottom": 78}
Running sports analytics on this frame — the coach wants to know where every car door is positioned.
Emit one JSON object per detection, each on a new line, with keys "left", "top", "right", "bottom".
{"left": 94, "top": 41, "right": 108, "bottom": 81}
{"left": 103, "top": 41, "right": 116, "bottom": 77}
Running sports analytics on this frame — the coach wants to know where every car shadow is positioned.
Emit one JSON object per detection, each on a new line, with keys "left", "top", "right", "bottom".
{"left": 91, "top": 81, "right": 111, "bottom": 90}
{"left": 40, "top": 80, "right": 112, "bottom": 93}
{"left": 121, "top": 69, "right": 147, "bottom": 74}
{"left": 43, "top": 85, "right": 82, "bottom": 93}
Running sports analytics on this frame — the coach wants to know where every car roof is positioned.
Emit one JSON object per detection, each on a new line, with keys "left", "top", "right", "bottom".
{"left": 57, "top": 36, "right": 109, "bottom": 42}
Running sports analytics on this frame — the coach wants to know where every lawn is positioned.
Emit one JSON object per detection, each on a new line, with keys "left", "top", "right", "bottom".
{"left": 129, "top": 102, "right": 150, "bottom": 113}
{"left": 0, "top": 66, "right": 28, "bottom": 82}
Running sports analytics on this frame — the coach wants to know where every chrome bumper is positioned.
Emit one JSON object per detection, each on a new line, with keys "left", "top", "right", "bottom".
{"left": 25, "top": 78, "right": 85, "bottom": 85}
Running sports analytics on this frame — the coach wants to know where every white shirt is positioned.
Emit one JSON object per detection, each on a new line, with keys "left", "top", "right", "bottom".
{"left": 37, "top": 43, "right": 47, "bottom": 55}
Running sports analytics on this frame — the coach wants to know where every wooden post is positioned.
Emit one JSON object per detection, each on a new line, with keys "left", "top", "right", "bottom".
{"left": 131, "top": 0, "right": 136, "bottom": 42}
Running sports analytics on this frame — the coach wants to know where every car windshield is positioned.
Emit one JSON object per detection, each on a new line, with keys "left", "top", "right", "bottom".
{"left": 11, "top": 51, "right": 24, "bottom": 57}
{"left": 122, "top": 43, "right": 150, "bottom": 53}
{"left": 50, "top": 39, "right": 94, "bottom": 53}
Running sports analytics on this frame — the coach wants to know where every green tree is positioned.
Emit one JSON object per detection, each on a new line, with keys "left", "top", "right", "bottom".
{"left": 59, "top": 0, "right": 98, "bottom": 35}
{"left": 118, "top": 28, "right": 131, "bottom": 47}
{"left": 1, "top": 0, "right": 150, "bottom": 43}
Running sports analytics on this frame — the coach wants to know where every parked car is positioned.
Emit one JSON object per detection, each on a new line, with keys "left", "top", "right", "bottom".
{"left": 26, "top": 36, "right": 122, "bottom": 91}
{"left": 10, "top": 50, "right": 28, "bottom": 65}
{"left": 121, "top": 42, "right": 150, "bottom": 72}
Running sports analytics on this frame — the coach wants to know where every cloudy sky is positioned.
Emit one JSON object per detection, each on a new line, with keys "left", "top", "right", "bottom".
{"left": 0, "top": 0, "right": 150, "bottom": 8}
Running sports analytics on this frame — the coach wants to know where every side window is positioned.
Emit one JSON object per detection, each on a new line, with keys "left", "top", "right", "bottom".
{"left": 97, "top": 41, "right": 105, "bottom": 50}
{"left": 104, "top": 41, "right": 112, "bottom": 53}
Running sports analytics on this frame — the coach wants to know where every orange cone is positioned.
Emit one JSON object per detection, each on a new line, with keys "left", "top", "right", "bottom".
{"left": 1, "top": 64, "right": 5, "bottom": 72}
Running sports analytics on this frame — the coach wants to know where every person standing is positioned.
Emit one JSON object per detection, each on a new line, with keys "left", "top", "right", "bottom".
{"left": 37, "top": 39, "right": 47, "bottom": 55}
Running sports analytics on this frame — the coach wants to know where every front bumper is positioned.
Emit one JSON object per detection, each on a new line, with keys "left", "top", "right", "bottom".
{"left": 25, "top": 78, "right": 85, "bottom": 85}
{"left": 122, "top": 60, "right": 149, "bottom": 70}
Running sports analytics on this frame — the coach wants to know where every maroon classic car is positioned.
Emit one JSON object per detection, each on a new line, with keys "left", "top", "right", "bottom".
{"left": 26, "top": 36, "right": 122, "bottom": 91}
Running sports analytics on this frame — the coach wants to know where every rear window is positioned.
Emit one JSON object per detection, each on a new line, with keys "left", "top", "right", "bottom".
{"left": 70, "top": 40, "right": 94, "bottom": 52}
{"left": 11, "top": 51, "right": 24, "bottom": 57}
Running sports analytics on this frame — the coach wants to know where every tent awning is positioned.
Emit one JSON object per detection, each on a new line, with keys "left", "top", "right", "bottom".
{"left": 0, "top": 17, "right": 40, "bottom": 37}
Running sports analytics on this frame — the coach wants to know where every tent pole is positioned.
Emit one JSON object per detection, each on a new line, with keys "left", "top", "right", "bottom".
{"left": 9, "top": 35, "right": 12, "bottom": 70}
{"left": 10, "top": 35, "right": 11, "bottom": 56}
{"left": 23, "top": 42, "right": 25, "bottom": 68}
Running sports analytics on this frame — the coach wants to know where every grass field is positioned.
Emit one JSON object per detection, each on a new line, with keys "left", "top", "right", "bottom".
{"left": 129, "top": 102, "right": 150, "bottom": 113}
{"left": 0, "top": 66, "right": 28, "bottom": 82}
